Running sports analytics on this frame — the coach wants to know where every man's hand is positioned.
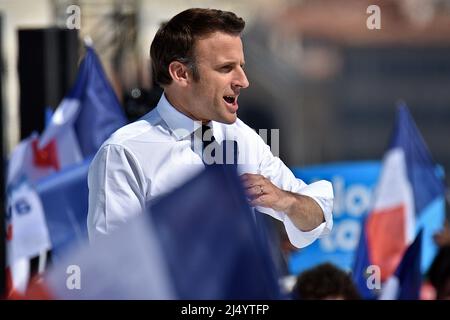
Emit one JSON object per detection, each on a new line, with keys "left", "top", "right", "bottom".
{"left": 241, "top": 173, "right": 295, "bottom": 212}
{"left": 241, "top": 173, "right": 324, "bottom": 232}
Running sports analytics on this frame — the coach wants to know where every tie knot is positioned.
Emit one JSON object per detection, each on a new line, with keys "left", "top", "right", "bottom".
{"left": 201, "top": 124, "right": 213, "bottom": 137}
{"left": 194, "top": 124, "right": 239, "bottom": 165}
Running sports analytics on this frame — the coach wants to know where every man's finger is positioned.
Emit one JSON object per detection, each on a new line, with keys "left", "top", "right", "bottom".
{"left": 240, "top": 173, "right": 263, "bottom": 181}
{"left": 245, "top": 185, "right": 264, "bottom": 196}
{"left": 243, "top": 181, "right": 260, "bottom": 189}
{"left": 250, "top": 195, "right": 267, "bottom": 207}
{"left": 241, "top": 174, "right": 264, "bottom": 185}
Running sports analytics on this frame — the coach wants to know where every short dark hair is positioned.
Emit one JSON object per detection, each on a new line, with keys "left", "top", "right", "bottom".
{"left": 150, "top": 8, "right": 245, "bottom": 86}
{"left": 428, "top": 246, "right": 450, "bottom": 299}
{"left": 293, "top": 263, "right": 361, "bottom": 300}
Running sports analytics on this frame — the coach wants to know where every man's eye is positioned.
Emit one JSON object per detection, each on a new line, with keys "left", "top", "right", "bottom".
{"left": 220, "top": 66, "right": 232, "bottom": 72}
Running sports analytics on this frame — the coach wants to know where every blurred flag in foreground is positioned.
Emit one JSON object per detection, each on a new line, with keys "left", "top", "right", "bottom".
{"left": 151, "top": 164, "right": 281, "bottom": 299}
{"left": 5, "top": 44, "right": 127, "bottom": 296}
{"left": 25, "top": 165, "right": 281, "bottom": 299}
{"left": 379, "top": 230, "right": 423, "bottom": 300}
{"left": 36, "top": 157, "right": 92, "bottom": 261}
{"left": 353, "top": 104, "right": 445, "bottom": 299}
{"left": 26, "top": 214, "right": 176, "bottom": 299}
{"left": 5, "top": 135, "right": 52, "bottom": 296}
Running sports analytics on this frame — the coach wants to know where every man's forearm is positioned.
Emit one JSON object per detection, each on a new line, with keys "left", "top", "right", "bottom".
{"left": 280, "top": 191, "right": 325, "bottom": 232}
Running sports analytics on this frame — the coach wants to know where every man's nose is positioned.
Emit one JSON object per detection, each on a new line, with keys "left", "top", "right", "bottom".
{"left": 233, "top": 68, "right": 250, "bottom": 89}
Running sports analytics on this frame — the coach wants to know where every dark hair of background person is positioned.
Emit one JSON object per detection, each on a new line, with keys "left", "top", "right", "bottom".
{"left": 292, "top": 263, "right": 361, "bottom": 300}
{"left": 150, "top": 8, "right": 245, "bottom": 86}
{"left": 428, "top": 245, "right": 450, "bottom": 299}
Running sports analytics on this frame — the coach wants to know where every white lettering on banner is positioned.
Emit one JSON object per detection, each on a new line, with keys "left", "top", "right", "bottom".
{"left": 346, "top": 185, "right": 371, "bottom": 217}
{"left": 332, "top": 176, "right": 372, "bottom": 217}
{"left": 332, "top": 176, "right": 345, "bottom": 217}
{"left": 335, "top": 220, "right": 361, "bottom": 251}
{"left": 320, "top": 220, "right": 362, "bottom": 252}
{"left": 317, "top": 175, "right": 373, "bottom": 252}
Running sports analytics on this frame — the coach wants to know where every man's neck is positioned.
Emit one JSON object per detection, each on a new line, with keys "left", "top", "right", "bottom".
{"left": 164, "top": 91, "right": 208, "bottom": 124}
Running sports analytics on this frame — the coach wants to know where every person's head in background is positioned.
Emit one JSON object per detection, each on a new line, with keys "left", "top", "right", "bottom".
{"left": 292, "top": 263, "right": 361, "bottom": 300}
{"left": 150, "top": 8, "right": 249, "bottom": 125}
{"left": 429, "top": 244, "right": 450, "bottom": 299}
{"left": 429, "top": 189, "right": 450, "bottom": 299}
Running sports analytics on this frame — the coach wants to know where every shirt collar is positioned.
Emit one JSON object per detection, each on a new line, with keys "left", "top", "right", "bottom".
{"left": 156, "top": 93, "right": 224, "bottom": 142}
{"left": 156, "top": 93, "right": 201, "bottom": 140}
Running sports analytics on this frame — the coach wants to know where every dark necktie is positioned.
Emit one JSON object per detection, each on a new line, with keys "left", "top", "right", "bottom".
{"left": 201, "top": 127, "right": 269, "bottom": 257}
{"left": 201, "top": 125, "right": 238, "bottom": 165}
{"left": 202, "top": 124, "right": 216, "bottom": 160}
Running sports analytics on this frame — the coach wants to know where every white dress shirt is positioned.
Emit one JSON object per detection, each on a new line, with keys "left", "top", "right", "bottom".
{"left": 87, "top": 93, "right": 333, "bottom": 248}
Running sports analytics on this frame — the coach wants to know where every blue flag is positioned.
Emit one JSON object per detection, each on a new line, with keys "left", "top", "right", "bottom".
{"left": 394, "top": 229, "right": 423, "bottom": 300}
{"left": 150, "top": 164, "right": 282, "bottom": 299}
{"left": 38, "top": 45, "right": 128, "bottom": 164}
{"left": 71, "top": 46, "right": 128, "bottom": 156}
{"left": 36, "top": 158, "right": 92, "bottom": 261}
{"left": 33, "top": 164, "right": 282, "bottom": 299}
{"left": 380, "top": 230, "right": 423, "bottom": 300}
{"left": 389, "top": 104, "right": 444, "bottom": 215}
{"left": 352, "top": 216, "right": 378, "bottom": 300}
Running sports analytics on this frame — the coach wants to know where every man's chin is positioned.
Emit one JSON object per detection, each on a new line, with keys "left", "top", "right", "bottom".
{"left": 211, "top": 113, "right": 237, "bottom": 125}
{"left": 221, "top": 114, "right": 237, "bottom": 125}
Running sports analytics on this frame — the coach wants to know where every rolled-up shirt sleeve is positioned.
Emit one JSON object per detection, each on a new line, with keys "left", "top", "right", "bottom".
{"left": 87, "top": 144, "right": 147, "bottom": 241}
{"left": 281, "top": 180, "right": 333, "bottom": 248}
{"left": 254, "top": 139, "right": 334, "bottom": 248}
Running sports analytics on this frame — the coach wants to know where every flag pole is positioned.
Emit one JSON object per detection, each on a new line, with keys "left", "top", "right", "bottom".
{"left": 83, "top": 35, "right": 93, "bottom": 47}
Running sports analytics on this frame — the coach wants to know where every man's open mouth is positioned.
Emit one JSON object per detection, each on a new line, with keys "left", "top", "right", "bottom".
{"left": 223, "top": 94, "right": 239, "bottom": 113}
{"left": 223, "top": 96, "right": 236, "bottom": 104}
{"left": 223, "top": 95, "right": 236, "bottom": 104}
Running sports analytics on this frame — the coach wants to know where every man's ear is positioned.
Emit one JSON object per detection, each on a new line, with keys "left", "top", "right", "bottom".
{"left": 168, "top": 61, "right": 189, "bottom": 87}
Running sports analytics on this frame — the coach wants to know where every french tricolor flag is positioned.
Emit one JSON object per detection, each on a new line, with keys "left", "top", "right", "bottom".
{"left": 353, "top": 104, "right": 445, "bottom": 299}
{"left": 5, "top": 44, "right": 127, "bottom": 297}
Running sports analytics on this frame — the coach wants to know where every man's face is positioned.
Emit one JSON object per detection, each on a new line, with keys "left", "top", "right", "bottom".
{"left": 186, "top": 32, "right": 249, "bottom": 124}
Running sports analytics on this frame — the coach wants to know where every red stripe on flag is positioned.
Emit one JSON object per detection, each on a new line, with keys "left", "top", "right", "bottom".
{"left": 3, "top": 267, "right": 24, "bottom": 300}
{"left": 366, "top": 204, "right": 407, "bottom": 282}
{"left": 6, "top": 224, "right": 13, "bottom": 241}
{"left": 32, "top": 139, "right": 60, "bottom": 170}
{"left": 5, "top": 270, "right": 54, "bottom": 300}
{"left": 23, "top": 275, "right": 54, "bottom": 300}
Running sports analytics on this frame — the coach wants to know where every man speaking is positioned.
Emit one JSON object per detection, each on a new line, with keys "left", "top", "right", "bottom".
{"left": 87, "top": 8, "right": 333, "bottom": 249}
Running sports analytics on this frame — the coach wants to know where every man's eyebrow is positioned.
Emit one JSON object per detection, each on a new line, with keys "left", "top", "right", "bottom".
{"left": 215, "top": 61, "right": 246, "bottom": 67}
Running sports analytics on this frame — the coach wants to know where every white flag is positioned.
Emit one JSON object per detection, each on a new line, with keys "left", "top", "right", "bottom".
{"left": 6, "top": 179, "right": 51, "bottom": 264}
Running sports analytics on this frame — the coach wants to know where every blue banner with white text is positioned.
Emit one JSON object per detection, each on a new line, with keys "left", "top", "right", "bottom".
{"left": 289, "top": 161, "right": 381, "bottom": 275}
